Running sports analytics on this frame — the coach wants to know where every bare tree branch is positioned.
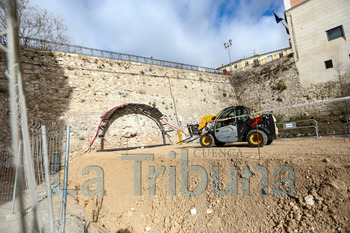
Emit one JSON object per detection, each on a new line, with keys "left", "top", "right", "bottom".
{"left": 334, "top": 63, "right": 350, "bottom": 133}
{"left": 0, "top": 0, "right": 70, "bottom": 47}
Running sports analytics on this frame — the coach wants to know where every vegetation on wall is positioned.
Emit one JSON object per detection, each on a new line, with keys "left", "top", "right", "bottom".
{"left": 227, "top": 56, "right": 294, "bottom": 106}
{"left": 226, "top": 56, "right": 350, "bottom": 136}
{"left": 275, "top": 79, "right": 287, "bottom": 91}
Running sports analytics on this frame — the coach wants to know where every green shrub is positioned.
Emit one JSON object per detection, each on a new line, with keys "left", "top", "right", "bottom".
{"left": 275, "top": 114, "right": 284, "bottom": 123}
{"left": 277, "top": 79, "right": 287, "bottom": 91}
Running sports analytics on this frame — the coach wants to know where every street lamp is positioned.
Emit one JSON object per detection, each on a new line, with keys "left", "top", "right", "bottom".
{"left": 224, "top": 39, "right": 232, "bottom": 64}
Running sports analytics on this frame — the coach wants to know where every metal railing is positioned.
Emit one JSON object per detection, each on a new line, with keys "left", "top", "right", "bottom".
{"left": 278, "top": 119, "right": 319, "bottom": 139}
{"left": 17, "top": 37, "right": 223, "bottom": 74}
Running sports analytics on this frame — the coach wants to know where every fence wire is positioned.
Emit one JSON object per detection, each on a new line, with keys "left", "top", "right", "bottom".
{"left": 0, "top": 124, "right": 66, "bottom": 232}
{"left": 0, "top": 142, "right": 14, "bottom": 205}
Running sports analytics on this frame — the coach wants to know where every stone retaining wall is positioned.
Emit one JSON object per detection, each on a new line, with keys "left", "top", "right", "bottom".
{"left": 0, "top": 49, "right": 343, "bottom": 154}
{"left": 0, "top": 48, "right": 233, "bottom": 154}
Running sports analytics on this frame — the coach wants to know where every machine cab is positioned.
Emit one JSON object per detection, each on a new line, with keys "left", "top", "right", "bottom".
{"left": 214, "top": 106, "right": 250, "bottom": 143}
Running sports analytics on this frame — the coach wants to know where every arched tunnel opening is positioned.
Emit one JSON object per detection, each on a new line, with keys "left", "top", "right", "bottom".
{"left": 86, "top": 103, "right": 170, "bottom": 152}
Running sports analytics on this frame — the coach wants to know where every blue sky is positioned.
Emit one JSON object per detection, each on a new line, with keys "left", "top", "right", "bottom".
{"left": 29, "top": 0, "right": 289, "bottom": 68}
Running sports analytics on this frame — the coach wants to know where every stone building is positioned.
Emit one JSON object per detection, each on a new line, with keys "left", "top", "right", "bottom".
{"left": 284, "top": 0, "right": 350, "bottom": 86}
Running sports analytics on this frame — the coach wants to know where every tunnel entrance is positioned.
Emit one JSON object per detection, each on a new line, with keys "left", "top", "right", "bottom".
{"left": 86, "top": 103, "right": 169, "bottom": 152}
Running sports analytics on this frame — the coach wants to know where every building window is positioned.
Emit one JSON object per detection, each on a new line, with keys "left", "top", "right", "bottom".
{"left": 267, "top": 55, "right": 273, "bottom": 62}
{"left": 234, "top": 64, "right": 238, "bottom": 69}
{"left": 279, "top": 52, "right": 284, "bottom": 58}
{"left": 326, "top": 26, "right": 344, "bottom": 41}
{"left": 324, "top": 59, "right": 333, "bottom": 69}
{"left": 245, "top": 61, "right": 249, "bottom": 67}
{"left": 253, "top": 58, "right": 260, "bottom": 67}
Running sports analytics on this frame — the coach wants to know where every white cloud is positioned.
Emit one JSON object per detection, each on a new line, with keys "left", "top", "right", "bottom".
{"left": 29, "top": 0, "right": 289, "bottom": 68}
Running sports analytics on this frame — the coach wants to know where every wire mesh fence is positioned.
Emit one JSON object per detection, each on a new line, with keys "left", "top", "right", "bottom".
{"left": 0, "top": 123, "right": 67, "bottom": 232}
{"left": 0, "top": 142, "right": 14, "bottom": 206}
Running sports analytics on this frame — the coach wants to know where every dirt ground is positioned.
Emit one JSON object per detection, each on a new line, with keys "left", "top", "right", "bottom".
{"left": 67, "top": 136, "right": 350, "bottom": 233}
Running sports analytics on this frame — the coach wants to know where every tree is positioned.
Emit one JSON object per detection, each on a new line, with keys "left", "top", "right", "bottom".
{"left": 334, "top": 63, "right": 350, "bottom": 133}
{"left": 0, "top": 0, "right": 70, "bottom": 47}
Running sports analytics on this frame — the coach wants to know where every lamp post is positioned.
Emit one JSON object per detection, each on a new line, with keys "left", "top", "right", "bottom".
{"left": 224, "top": 39, "right": 232, "bottom": 64}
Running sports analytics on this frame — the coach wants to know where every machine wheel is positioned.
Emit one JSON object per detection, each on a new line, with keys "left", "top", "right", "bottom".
{"left": 200, "top": 134, "right": 214, "bottom": 147}
{"left": 266, "top": 139, "right": 273, "bottom": 145}
{"left": 247, "top": 130, "right": 268, "bottom": 147}
{"left": 214, "top": 140, "right": 226, "bottom": 147}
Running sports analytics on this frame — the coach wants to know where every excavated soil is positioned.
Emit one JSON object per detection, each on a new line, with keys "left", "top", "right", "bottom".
{"left": 67, "top": 136, "right": 350, "bottom": 233}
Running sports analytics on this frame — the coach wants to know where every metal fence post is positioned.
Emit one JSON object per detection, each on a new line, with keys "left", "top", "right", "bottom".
{"left": 314, "top": 119, "right": 319, "bottom": 139}
{"left": 42, "top": 125, "right": 54, "bottom": 233}
{"left": 11, "top": 140, "right": 22, "bottom": 215}
{"left": 61, "top": 126, "right": 70, "bottom": 233}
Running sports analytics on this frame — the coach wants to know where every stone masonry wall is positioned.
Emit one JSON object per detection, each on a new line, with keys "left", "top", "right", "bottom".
{"left": 228, "top": 56, "right": 342, "bottom": 119}
{"left": 0, "top": 48, "right": 234, "bottom": 154}
{"left": 0, "top": 49, "right": 343, "bottom": 155}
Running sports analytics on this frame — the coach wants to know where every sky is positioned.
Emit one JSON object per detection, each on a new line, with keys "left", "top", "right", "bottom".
{"left": 29, "top": 0, "right": 289, "bottom": 68}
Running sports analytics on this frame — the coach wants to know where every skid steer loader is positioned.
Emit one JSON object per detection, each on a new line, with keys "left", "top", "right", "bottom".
{"left": 187, "top": 105, "right": 278, "bottom": 147}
